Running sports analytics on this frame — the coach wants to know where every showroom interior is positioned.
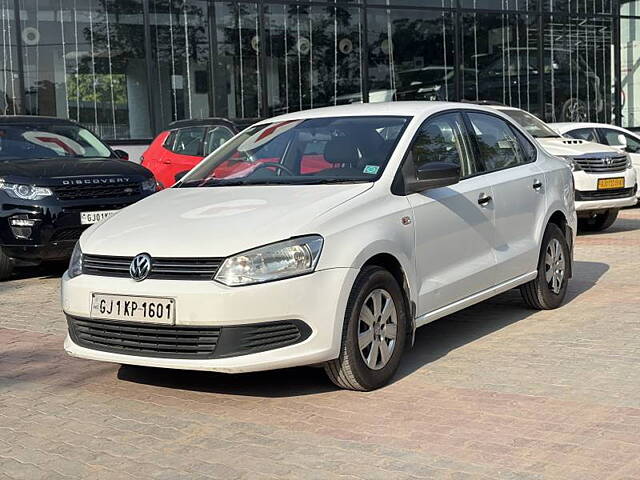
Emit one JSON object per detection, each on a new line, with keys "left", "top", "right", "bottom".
{"left": 1, "top": 0, "right": 640, "bottom": 141}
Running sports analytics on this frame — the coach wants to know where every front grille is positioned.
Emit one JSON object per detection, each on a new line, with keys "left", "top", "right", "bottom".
{"left": 52, "top": 183, "right": 142, "bottom": 201}
{"left": 83, "top": 254, "right": 223, "bottom": 280}
{"left": 575, "top": 187, "right": 636, "bottom": 201}
{"left": 68, "top": 317, "right": 221, "bottom": 358}
{"left": 67, "top": 317, "right": 311, "bottom": 359}
{"left": 573, "top": 155, "right": 628, "bottom": 173}
{"left": 50, "top": 226, "right": 88, "bottom": 242}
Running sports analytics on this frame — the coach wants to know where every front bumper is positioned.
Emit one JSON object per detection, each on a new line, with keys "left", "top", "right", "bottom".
{"left": 573, "top": 168, "right": 637, "bottom": 211}
{"left": 1, "top": 197, "right": 147, "bottom": 262}
{"left": 62, "top": 268, "right": 358, "bottom": 373}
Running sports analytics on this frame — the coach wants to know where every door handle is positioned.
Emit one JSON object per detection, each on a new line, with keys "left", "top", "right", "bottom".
{"left": 533, "top": 179, "right": 543, "bottom": 190}
{"left": 161, "top": 159, "right": 172, "bottom": 165}
{"left": 477, "top": 193, "right": 492, "bottom": 206}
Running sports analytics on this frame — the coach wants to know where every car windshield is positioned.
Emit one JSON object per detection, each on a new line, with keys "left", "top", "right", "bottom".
{"left": 178, "top": 116, "right": 410, "bottom": 187}
{"left": 499, "top": 109, "right": 560, "bottom": 138}
{"left": 0, "top": 123, "right": 112, "bottom": 160}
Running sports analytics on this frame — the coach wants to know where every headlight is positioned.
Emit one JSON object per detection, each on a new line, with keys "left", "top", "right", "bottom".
{"left": 0, "top": 179, "right": 52, "bottom": 200}
{"left": 560, "top": 156, "right": 581, "bottom": 172}
{"left": 68, "top": 242, "right": 83, "bottom": 279}
{"left": 626, "top": 154, "right": 633, "bottom": 169}
{"left": 141, "top": 177, "right": 158, "bottom": 193}
{"left": 215, "top": 235, "right": 324, "bottom": 286}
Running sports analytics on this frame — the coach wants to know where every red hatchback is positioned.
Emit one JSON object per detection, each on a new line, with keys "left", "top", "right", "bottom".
{"left": 141, "top": 118, "right": 238, "bottom": 187}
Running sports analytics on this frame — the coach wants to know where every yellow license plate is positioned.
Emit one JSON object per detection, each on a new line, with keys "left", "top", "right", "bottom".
{"left": 597, "top": 177, "right": 625, "bottom": 190}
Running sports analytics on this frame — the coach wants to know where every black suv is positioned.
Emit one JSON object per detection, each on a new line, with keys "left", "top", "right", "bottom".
{"left": 0, "top": 116, "right": 157, "bottom": 280}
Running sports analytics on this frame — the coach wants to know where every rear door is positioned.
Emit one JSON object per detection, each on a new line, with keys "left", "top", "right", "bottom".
{"left": 406, "top": 112, "right": 498, "bottom": 317}
{"left": 464, "top": 111, "right": 546, "bottom": 283}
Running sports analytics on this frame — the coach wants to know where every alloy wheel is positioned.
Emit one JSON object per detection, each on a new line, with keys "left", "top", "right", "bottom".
{"left": 358, "top": 289, "right": 398, "bottom": 370}
{"left": 544, "top": 238, "right": 565, "bottom": 295}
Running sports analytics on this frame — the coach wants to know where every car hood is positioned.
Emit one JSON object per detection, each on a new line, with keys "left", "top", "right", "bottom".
{"left": 81, "top": 183, "right": 373, "bottom": 257}
{"left": 536, "top": 137, "right": 624, "bottom": 157}
{"left": 0, "top": 157, "right": 152, "bottom": 185}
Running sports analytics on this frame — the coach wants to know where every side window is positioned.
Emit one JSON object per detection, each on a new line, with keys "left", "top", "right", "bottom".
{"left": 163, "top": 130, "right": 177, "bottom": 150}
{"left": 203, "top": 126, "right": 234, "bottom": 155}
{"left": 509, "top": 126, "right": 537, "bottom": 163}
{"left": 466, "top": 112, "right": 529, "bottom": 172}
{"left": 410, "top": 113, "right": 475, "bottom": 177}
{"left": 601, "top": 129, "right": 640, "bottom": 153}
{"left": 565, "top": 128, "right": 598, "bottom": 142}
{"left": 171, "top": 127, "right": 206, "bottom": 156}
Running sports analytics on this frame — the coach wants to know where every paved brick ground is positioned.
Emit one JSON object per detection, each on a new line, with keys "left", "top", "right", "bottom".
{"left": 1, "top": 209, "right": 640, "bottom": 479}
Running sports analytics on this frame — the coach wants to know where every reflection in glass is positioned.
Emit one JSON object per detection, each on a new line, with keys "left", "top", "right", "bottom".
{"left": 367, "top": 8, "right": 455, "bottom": 103}
{"left": 461, "top": 12, "right": 540, "bottom": 115}
{"left": 19, "top": 0, "right": 151, "bottom": 139}
{"left": 543, "top": 15, "right": 612, "bottom": 123}
{"left": 265, "top": 3, "right": 363, "bottom": 114}
{"left": 0, "top": 0, "right": 19, "bottom": 115}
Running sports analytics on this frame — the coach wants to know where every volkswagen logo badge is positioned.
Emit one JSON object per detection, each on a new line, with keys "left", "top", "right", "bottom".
{"left": 130, "top": 253, "right": 152, "bottom": 281}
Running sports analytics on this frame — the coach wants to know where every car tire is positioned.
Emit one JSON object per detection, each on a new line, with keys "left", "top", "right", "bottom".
{"left": 520, "top": 223, "right": 570, "bottom": 310}
{"left": 324, "top": 266, "right": 408, "bottom": 391}
{"left": 578, "top": 209, "right": 619, "bottom": 232}
{"left": 0, "top": 247, "right": 14, "bottom": 281}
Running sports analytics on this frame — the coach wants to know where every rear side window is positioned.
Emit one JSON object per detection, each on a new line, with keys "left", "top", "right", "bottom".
{"left": 564, "top": 128, "right": 598, "bottom": 142}
{"left": 168, "top": 127, "right": 206, "bottom": 156}
{"left": 203, "top": 126, "right": 234, "bottom": 155}
{"left": 466, "top": 112, "right": 531, "bottom": 172}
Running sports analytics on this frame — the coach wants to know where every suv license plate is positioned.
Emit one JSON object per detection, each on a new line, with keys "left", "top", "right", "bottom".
{"left": 597, "top": 177, "right": 624, "bottom": 190}
{"left": 91, "top": 294, "right": 175, "bottom": 324}
{"left": 81, "top": 210, "right": 119, "bottom": 225}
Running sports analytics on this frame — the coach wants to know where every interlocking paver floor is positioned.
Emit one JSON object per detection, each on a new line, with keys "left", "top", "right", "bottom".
{"left": 1, "top": 209, "right": 640, "bottom": 479}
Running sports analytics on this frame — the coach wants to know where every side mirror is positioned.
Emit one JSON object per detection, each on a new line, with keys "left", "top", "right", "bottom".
{"left": 406, "top": 162, "right": 460, "bottom": 194}
{"left": 113, "top": 149, "right": 129, "bottom": 160}
{"left": 617, "top": 134, "right": 628, "bottom": 149}
{"left": 174, "top": 170, "right": 190, "bottom": 183}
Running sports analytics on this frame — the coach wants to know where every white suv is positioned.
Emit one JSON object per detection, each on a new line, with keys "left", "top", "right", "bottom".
{"left": 63, "top": 102, "right": 576, "bottom": 391}
{"left": 494, "top": 107, "right": 637, "bottom": 231}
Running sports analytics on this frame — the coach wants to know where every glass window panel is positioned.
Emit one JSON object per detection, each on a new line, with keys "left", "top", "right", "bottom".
{"left": 543, "top": 15, "right": 613, "bottom": 123}
{"left": 367, "top": 8, "right": 455, "bottom": 103}
{"left": 467, "top": 112, "right": 529, "bottom": 171}
{"left": 461, "top": 13, "right": 540, "bottom": 116}
{"left": 19, "top": 0, "right": 151, "bottom": 139}
{"left": 0, "top": 0, "right": 20, "bottom": 115}
{"left": 264, "top": 4, "right": 363, "bottom": 115}
{"left": 370, "top": 0, "right": 454, "bottom": 8}
{"left": 213, "top": 2, "right": 261, "bottom": 120}
{"left": 564, "top": 127, "right": 598, "bottom": 141}
{"left": 543, "top": 0, "right": 612, "bottom": 14}
{"left": 621, "top": 17, "right": 640, "bottom": 128}
{"left": 150, "top": 0, "right": 211, "bottom": 129}
{"left": 460, "top": 0, "right": 538, "bottom": 10}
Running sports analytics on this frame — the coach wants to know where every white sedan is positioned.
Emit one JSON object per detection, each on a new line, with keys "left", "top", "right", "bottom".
{"left": 551, "top": 122, "right": 640, "bottom": 202}
{"left": 62, "top": 102, "right": 576, "bottom": 391}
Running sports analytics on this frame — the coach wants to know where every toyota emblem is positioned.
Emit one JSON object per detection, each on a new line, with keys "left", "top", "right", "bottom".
{"left": 130, "top": 253, "right": 152, "bottom": 281}
{"left": 603, "top": 157, "right": 613, "bottom": 165}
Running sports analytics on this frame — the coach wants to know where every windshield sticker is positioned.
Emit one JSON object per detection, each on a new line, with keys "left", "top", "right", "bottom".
{"left": 363, "top": 165, "right": 380, "bottom": 175}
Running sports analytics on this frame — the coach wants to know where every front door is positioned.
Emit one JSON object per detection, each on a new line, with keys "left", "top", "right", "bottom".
{"left": 406, "top": 112, "right": 498, "bottom": 317}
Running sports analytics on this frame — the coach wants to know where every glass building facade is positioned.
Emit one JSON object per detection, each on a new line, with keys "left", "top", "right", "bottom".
{"left": 0, "top": 0, "right": 639, "bottom": 140}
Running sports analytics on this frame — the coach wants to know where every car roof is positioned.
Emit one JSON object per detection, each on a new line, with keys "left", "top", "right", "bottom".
{"left": 168, "top": 117, "right": 237, "bottom": 130}
{"left": 0, "top": 115, "right": 81, "bottom": 126}
{"left": 258, "top": 101, "right": 505, "bottom": 124}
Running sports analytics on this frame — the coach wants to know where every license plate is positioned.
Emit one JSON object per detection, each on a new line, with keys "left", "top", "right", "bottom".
{"left": 597, "top": 177, "right": 625, "bottom": 190}
{"left": 81, "top": 210, "right": 119, "bottom": 225}
{"left": 91, "top": 294, "right": 175, "bottom": 324}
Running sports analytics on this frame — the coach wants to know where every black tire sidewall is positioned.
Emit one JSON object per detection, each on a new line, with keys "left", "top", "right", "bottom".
{"left": 343, "top": 267, "right": 407, "bottom": 390}
{"left": 0, "top": 247, "right": 13, "bottom": 281}
{"left": 536, "top": 224, "right": 570, "bottom": 308}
